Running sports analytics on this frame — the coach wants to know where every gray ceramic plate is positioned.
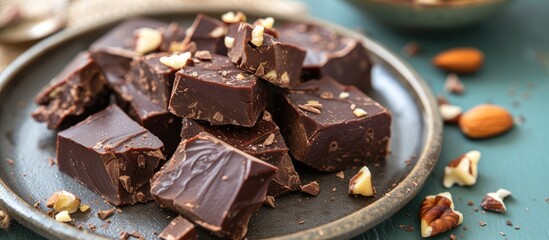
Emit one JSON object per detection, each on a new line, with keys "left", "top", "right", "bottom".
{"left": 0, "top": 9, "right": 442, "bottom": 240}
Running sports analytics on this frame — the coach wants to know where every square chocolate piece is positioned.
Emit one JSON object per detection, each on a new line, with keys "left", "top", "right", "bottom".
{"left": 89, "top": 18, "right": 185, "bottom": 84}
{"left": 168, "top": 54, "right": 267, "bottom": 127}
{"left": 150, "top": 132, "right": 277, "bottom": 239}
{"left": 126, "top": 52, "right": 179, "bottom": 108}
{"left": 278, "top": 23, "right": 372, "bottom": 91}
{"left": 32, "top": 51, "right": 109, "bottom": 129}
{"left": 227, "top": 23, "right": 306, "bottom": 88}
{"left": 183, "top": 14, "right": 227, "bottom": 54}
{"left": 112, "top": 82, "right": 181, "bottom": 156}
{"left": 57, "top": 105, "right": 166, "bottom": 206}
{"left": 272, "top": 77, "right": 391, "bottom": 172}
{"left": 180, "top": 111, "right": 301, "bottom": 197}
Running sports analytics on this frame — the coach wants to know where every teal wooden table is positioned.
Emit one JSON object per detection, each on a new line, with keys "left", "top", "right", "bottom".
{"left": 2, "top": 0, "right": 549, "bottom": 239}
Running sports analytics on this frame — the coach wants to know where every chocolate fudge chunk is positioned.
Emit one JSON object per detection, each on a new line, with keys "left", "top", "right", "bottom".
{"left": 181, "top": 112, "right": 301, "bottom": 197}
{"left": 278, "top": 23, "right": 372, "bottom": 91}
{"left": 112, "top": 82, "right": 181, "bottom": 156}
{"left": 272, "top": 77, "right": 391, "bottom": 172}
{"left": 57, "top": 105, "right": 165, "bottom": 206}
{"left": 159, "top": 216, "right": 198, "bottom": 240}
{"left": 183, "top": 14, "right": 227, "bottom": 54}
{"left": 126, "top": 52, "right": 178, "bottom": 108}
{"left": 89, "top": 19, "right": 184, "bottom": 84}
{"left": 227, "top": 23, "right": 306, "bottom": 88}
{"left": 150, "top": 132, "right": 277, "bottom": 239}
{"left": 168, "top": 54, "right": 267, "bottom": 127}
{"left": 32, "top": 51, "right": 109, "bottom": 129}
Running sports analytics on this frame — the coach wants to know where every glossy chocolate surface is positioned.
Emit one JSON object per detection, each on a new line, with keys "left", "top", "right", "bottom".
{"left": 89, "top": 19, "right": 184, "bottom": 85}
{"left": 57, "top": 105, "right": 165, "bottom": 206}
{"left": 278, "top": 23, "right": 372, "bottom": 91}
{"left": 180, "top": 112, "right": 301, "bottom": 197}
{"left": 272, "top": 77, "right": 391, "bottom": 172}
{"left": 112, "top": 82, "right": 181, "bottom": 156}
{"left": 150, "top": 132, "right": 277, "bottom": 239}
{"left": 159, "top": 216, "right": 198, "bottom": 240}
{"left": 168, "top": 54, "right": 266, "bottom": 127}
{"left": 183, "top": 14, "right": 227, "bottom": 55}
{"left": 227, "top": 23, "right": 306, "bottom": 88}
{"left": 32, "top": 51, "right": 109, "bottom": 129}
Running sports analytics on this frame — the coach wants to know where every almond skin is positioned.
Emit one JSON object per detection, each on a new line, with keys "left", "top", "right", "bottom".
{"left": 432, "top": 47, "right": 484, "bottom": 74}
{"left": 459, "top": 104, "right": 513, "bottom": 138}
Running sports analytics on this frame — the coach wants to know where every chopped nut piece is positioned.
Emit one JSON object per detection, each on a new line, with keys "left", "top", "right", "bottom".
{"left": 79, "top": 204, "right": 90, "bottom": 213}
{"left": 0, "top": 209, "right": 11, "bottom": 229}
{"left": 263, "top": 133, "right": 275, "bottom": 146}
{"left": 479, "top": 221, "right": 487, "bottom": 226}
{"left": 159, "top": 52, "right": 192, "bottom": 69}
{"left": 320, "top": 91, "right": 333, "bottom": 99}
{"left": 305, "top": 100, "right": 323, "bottom": 109}
{"left": 439, "top": 104, "right": 463, "bottom": 123}
{"left": 195, "top": 50, "right": 212, "bottom": 60}
{"left": 301, "top": 181, "right": 320, "bottom": 196}
{"left": 255, "top": 17, "right": 275, "bottom": 29}
{"left": 251, "top": 25, "right": 264, "bottom": 47}
{"left": 348, "top": 166, "right": 375, "bottom": 196}
{"left": 224, "top": 36, "right": 235, "bottom": 48}
{"left": 97, "top": 209, "right": 115, "bottom": 220}
{"left": 298, "top": 104, "right": 321, "bottom": 114}
{"left": 419, "top": 192, "right": 463, "bottom": 237}
{"left": 339, "top": 91, "right": 350, "bottom": 99}
{"left": 55, "top": 210, "right": 72, "bottom": 222}
{"left": 134, "top": 28, "right": 162, "bottom": 54}
{"left": 443, "top": 150, "right": 480, "bottom": 188}
{"left": 46, "top": 190, "right": 81, "bottom": 214}
{"left": 352, "top": 108, "right": 368, "bottom": 117}
{"left": 445, "top": 73, "right": 465, "bottom": 94}
{"left": 221, "top": 11, "right": 247, "bottom": 23}
{"left": 480, "top": 189, "right": 512, "bottom": 213}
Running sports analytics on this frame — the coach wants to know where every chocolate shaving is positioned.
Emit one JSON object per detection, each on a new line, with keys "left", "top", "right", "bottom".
{"left": 263, "top": 195, "right": 275, "bottom": 208}
{"left": 97, "top": 208, "right": 115, "bottom": 220}
{"left": 300, "top": 181, "right": 320, "bottom": 196}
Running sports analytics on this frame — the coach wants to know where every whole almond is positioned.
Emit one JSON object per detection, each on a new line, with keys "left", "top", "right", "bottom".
{"left": 459, "top": 104, "right": 513, "bottom": 138}
{"left": 432, "top": 47, "right": 484, "bottom": 74}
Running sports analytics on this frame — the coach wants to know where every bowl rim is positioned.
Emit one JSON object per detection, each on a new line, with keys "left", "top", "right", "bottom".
{"left": 0, "top": 7, "right": 443, "bottom": 240}
{"left": 365, "top": 0, "right": 511, "bottom": 9}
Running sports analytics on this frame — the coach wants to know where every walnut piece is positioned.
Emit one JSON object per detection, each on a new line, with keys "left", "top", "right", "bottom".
{"left": 439, "top": 104, "right": 462, "bottom": 123}
{"left": 254, "top": 17, "right": 275, "bottom": 29}
{"left": 348, "top": 166, "right": 375, "bottom": 196}
{"left": 443, "top": 150, "right": 480, "bottom": 188}
{"left": 224, "top": 36, "right": 235, "bottom": 49}
{"left": 419, "top": 192, "right": 463, "bottom": 237}
{"left": 55, "top": 210, "right": 72, "bottom": 222}
{"left": 134, "top": 27, "right": 162, "bottom": 54}
{"left": 221, "top": 11, "right": 247, "bottom": 23}
{"left": 46, "top": 190, "right": 81, "bottom": 214}
{"left": 159, "top": 52, "right": 192, "bottom": 69}
{"left": 480, "top": 189, "right": 511, "bottom": 213}
{"left": 251, "top": 25, "right": 264, "bottom": 47}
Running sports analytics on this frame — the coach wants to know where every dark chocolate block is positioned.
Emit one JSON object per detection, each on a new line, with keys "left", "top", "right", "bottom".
{"left": 150, "top": 132, "right": 277, "bottom": 239}
{"left": 180, "top": 112, "right": 301, "bottom": 197}
{"left": 272, "top": 77, "right": 391, "bottom": 172}
{"left": 89, "top": 19, "right": 184, "bottom": 85}
{"left": 168, "top": 54, "right": 267, "bottom": 127}
{"left": 32, "top": 51, "right": 109, "bottom": 129}
{"left": 159, "top": 216, "right": 197, "bottom": 240}
{"left": 126, "top": 52, "right": 178, "bottom": 108}
{"left": 278, "top": 23, "right": 372, "bottom": 91}
{"left": 227, "top": 23, "right": 306, "bottom": 88}
{"left": 112, "top": 82, "right": 181, "bottom": 156}
{"left": 183, "top": 14, "right": 227, "bottom": 54}
{"left": 57, "top": 105, "right": 165, "bottom": 206}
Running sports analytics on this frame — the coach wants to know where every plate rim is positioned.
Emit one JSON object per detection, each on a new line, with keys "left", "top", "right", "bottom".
{"left": 0, "top": 8, "right": 443, "bottom": 240}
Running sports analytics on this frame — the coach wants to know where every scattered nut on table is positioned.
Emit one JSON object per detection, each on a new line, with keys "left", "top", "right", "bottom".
{"left": 54, "top": 210, "right": 72, "bottom": 223}
{"left": 46, "top": 190, "right": 81, "bottom": 214}
{"left": 432, "top": 47, "right": 484, "bottom": 74}
{"left": 419, "top": 192, "right": 463, "bottom": 237}
{"left": 480, "top": 189, "right": 512, "bottom": 213}
{"left": 443, "top": 150, "right": 481, "bottom": 188}
{"left": 133, "top": 27, "right": 162, "bottom": 54}
{"left": 459, "top": 104, "right": 514, "bottom": 139}
{"left": 439, "top": 103, "right": 463, "bottom": 123}
{"left": 348, "top": 166, "right": 375, "bottom": 196}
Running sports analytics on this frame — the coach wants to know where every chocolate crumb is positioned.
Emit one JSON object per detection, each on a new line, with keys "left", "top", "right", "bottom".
{"left": 129, "top": 231, "right": 144, "bottom": 238}
{"left": 463, "top": 226, "right": 468, "bottom": 230}
{"left": 119, "top": 231, "right": 130, "bottom": 240}
{"left": 88, "top": 223, "right": 97, "bottom": 231}
{"left": 298, "top": 220, "right": 305, "bottom": 225}
{"left": 98, "top": 208, "right": 115, "bottom": 220}
{"left": 445, "top": 73, "right": 465, "bottom": 94}
{"left": 195, "top": 50, "right": 213, "bottom": 60}
{"left": 500, "top": 231, "right": 506, "bottom": 236}
{"left": 300, "top": 181, "right": 320, "bottom": 196}
{"left": 33, "top": 201, "right": 40, "bottom": 208}
{"left": 404, "top": 225, "right": 414, "bottom": 232}
{"left": 263, "top": 195, "right": 275, "bottom": 208}
{"left": 437, "top": 95, "right": 449, "bottom": 105}
{"left": 77, "top": 224, "right": 83, "bottom": 230}
{"left": 331, "top": 187, "right": 336, "bottom": 192}
{"left": 403, "top": 41, "right": 420, "bottom": 56}
{"left": 506, "top": 220, "right": 513, "bottom": 226}
{"left": 398, "top": 224, "right": 405, "bottom": 229}
{"left": 335, "top": 171, "right": 344, "bottom": 179}
{"left": 481, "top": 210, "right": 486, "bottom": 214}
{"left": 6, "top": 158, "right": 14, "bottom": 166}
{"left": 48, "top": 157, "right": 56, "bottom": 167}
{"left": 473, "top": 207, "right": 479, "bottom": 212}
{"left": 330, "top": 197, "right": 335, "bottom": 201}
{"left": 479, "top": 221, "right": 487, "bottom": 226}
{"left": 467, "top": 200, "right": 474, "bottom": 206}
{"left": 515, "top": 226, "right": 521, "bottom": 230}
{"left": 450, "top": 233, "right": 457, "bottom": 240}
